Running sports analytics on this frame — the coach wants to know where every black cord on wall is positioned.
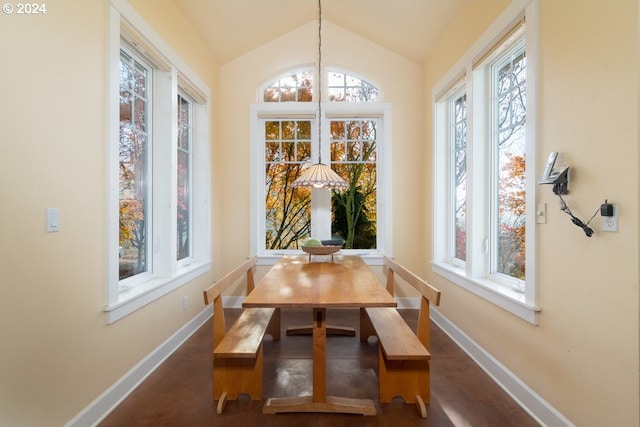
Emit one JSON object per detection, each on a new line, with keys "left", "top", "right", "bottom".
{"left": 557, "top": 193, "right": 599, "bottom": 237}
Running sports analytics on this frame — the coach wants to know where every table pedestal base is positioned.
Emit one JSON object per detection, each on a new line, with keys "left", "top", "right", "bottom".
{"left": 262, "top": 395, "right": 377, "bottom": 415}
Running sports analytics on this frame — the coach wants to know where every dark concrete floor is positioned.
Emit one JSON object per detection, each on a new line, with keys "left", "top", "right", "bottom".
{"left": 99, "top": 308, "right": 539, "bottom": 427}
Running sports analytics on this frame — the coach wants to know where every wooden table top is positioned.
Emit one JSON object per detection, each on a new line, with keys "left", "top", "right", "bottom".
{"left": 243, "top": 255, "right": 397, "bottom": 309}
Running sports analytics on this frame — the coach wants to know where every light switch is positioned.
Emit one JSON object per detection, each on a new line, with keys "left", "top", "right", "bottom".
{"left": 46, "top": 208, "right": 59, "bottom": 233}
{"left": 536, "top": 203, "right": 547, "bottom": 224}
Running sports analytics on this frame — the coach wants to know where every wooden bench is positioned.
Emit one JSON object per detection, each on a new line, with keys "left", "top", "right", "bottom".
{"left": 360, "top": 256, "right": 441, "bottom": 418}
{"left": 202, "top": 256, "right": 280, "bottom": 414}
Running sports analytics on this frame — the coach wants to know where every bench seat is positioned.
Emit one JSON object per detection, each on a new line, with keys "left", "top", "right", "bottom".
{"left": 213, "top": 307, "right": 276, "bottom": 358}
{"left": 360, "top": 257, "right": 441, "bottom": 418}
{"left": 203, "top": 257, "right": 281, "bottom": 414}
{"left": 364, "top": 307, "right": 430, "bottom": 361}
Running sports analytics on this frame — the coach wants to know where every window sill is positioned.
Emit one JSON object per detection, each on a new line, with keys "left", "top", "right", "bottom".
{"left": 431, "top": 261, "right": 540, "bottom": 324}
{"left": 103, "top": 259, "right": 211, "bottom": 324}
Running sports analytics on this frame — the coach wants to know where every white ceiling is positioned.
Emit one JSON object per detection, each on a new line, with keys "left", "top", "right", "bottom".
{"left": 173, "top": 0, "right": 468, "bottom": 64}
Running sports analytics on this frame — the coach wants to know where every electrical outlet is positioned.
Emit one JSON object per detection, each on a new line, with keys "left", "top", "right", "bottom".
{"left": 183, "top": 296, "right": 189, "bottom": 311}
{"left": 602, "top": 205, "right": 618, "bottom": 232}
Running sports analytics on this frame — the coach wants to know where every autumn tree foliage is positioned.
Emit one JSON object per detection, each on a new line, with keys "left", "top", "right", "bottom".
{"left": 265, "top": 120, "right": 312, "bottom": 249}
{"left": 498, "top": 154, "right": 526, "bottom": 279}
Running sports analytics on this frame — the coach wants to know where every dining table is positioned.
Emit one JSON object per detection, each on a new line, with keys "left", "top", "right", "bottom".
{"left": 243, "top": 254, "right": 397, "bottom": 415}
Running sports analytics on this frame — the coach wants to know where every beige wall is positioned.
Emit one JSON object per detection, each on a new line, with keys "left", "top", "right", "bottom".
{"left": 0, "top": 1, "right": 218, "bottom": 425}
{"left": 424, "top": 1, "right": 639, "bottom": 426}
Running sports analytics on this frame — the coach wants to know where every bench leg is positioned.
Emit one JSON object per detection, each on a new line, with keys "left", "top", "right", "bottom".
{"left": 359, "top": 308, "right": 376, "bottom": 342}
{"left": 378, "top": 347, "right": 430, "bottom": 407}
{"left": 266, "top": 308, "right": 281, "bottom": 341}
{"left": 416, "top": 394, "right": 427, "bottom": 418}
{"left": 216, "top": 391, "right": 228, "bottom": 415}
{"left": 213, "top": 345, "right": 264, "bottom": 410}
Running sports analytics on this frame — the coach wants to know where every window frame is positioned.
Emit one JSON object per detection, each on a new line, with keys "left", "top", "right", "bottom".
{"left": 118, "top": 45, "right": 154, "bottom": 283}
{"left": 106, "top": 0, "right": 211, "bottom": 324}
{"left": 487, "top": 38, "right": 527, "bottom": 289}
{"left": 250, "top": 69, "right": 392, "bottom": 265}
{"left": 448, "top": 88, "right": 467, "bottom": 268}
{"left": 432, "top": 0, "right": 540, "bottom": 324}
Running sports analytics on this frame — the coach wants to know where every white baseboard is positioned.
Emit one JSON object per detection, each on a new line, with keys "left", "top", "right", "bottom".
{"left": 430, "top": 307, "right": 575, "bottom": 427}
{"left": 65, "top": 306, "right": 212, "bottom": 427}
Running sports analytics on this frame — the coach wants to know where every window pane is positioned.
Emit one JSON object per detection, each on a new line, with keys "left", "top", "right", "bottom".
{"left": 263, "top": 71, "right": 313, "bottom": 102}
{"left": 265, "top": 120, "right": 311, "bottom": 249}
{"left": 327, "top": 71, "right": 379, "bottom": 102}
{"left": 453, "top": 94, "right": 467, "bottom": 261}
{"left": 495, "top": 48, "right": 526, "bottom": 281}
{"left": 331, "top": 119, "right": 377, "bottom": 249}
{"left": 119, "top": 51, "right": 149, "bottom": 279}
{"left": 177, "top": 94, "right": 191, "bottom": 261}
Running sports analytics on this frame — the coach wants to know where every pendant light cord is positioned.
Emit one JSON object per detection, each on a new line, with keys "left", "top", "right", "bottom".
{"left": 317, "top": 0, "right": 323, "bottom": 164}
{"left": 290, "top": 0, "right": 348, "bottom": 190}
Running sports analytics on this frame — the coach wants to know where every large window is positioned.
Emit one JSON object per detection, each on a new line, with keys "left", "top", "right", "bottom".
{"left": 492, "top": 43, "right": 527, "bottom": 285}
{"left": 451, "top": 91, "right": 467, "bottom": 265}
{"left": 119, "top": 49, "right": 151, "bottom": 280}
{"left": 252, "top": 69, "right": 390, "bottom": 259}
{"left": 433, "top": 1, "right": 539, "bottom": 323}
{"left": 177, "top": 93, "right": 192, "bottom": 261}
{"left": 331, "top": 119, "right": 378, "bottom": 249}
{"left": 106, "top": 1, "right": 211, "bottom": 323}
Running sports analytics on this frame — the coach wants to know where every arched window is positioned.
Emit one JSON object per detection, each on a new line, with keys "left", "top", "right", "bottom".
{"left": 327, "top": 70, "right": 379, "bottom": 102}
{"left": 252, "top": 68, "right": 391, "bottom": 259}
{"left": 263, "top": 69, "right": 314, "bottom": 103}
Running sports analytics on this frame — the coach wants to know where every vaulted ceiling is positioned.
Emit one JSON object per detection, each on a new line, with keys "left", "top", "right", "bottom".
{"left": 173, "top": 0, "right": 468, "bottom": 64}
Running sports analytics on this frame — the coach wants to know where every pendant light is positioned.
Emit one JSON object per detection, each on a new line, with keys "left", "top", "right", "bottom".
{"left": 291, "top": 0, "right": 349, "bottom": 191}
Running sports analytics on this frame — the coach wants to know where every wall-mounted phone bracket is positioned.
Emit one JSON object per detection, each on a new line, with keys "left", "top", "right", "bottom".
{"left": 538, "top": 151, "right": 569, "bottom": 195}
{"left": 550, "top": 166, "right": 569, "bottom": 195}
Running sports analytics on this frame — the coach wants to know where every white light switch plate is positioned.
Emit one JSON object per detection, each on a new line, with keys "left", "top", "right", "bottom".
{"left": 536, "top": 203, "right": 546, "bottom": 224}
{"left": 46, "top": 208, "right": 59, "bottom": 233}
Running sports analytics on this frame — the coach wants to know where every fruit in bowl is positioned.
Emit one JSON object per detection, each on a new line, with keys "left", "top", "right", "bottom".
{"left": 321, "top": 239, "right": 345, "bottom": 247}
{"left": 304, "top": 238, "right": 322, "bottom": 247}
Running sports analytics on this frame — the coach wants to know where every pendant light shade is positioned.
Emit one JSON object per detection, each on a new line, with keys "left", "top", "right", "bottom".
{"left": 291, "top": 0, "right": 349, "bottom": 191}
{"left": 291, "top": 162, "right": 350, "bottom": 190}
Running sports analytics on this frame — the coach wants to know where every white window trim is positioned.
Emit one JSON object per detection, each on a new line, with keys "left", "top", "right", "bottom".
{"left": 250, "top": 98, "right": 392, "bottom": 266}
{"left": 432, "top": 0, "right": 540, "bottom": 324}
{"left": 105, "top": 0, "right": 211, "bottom": 324}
